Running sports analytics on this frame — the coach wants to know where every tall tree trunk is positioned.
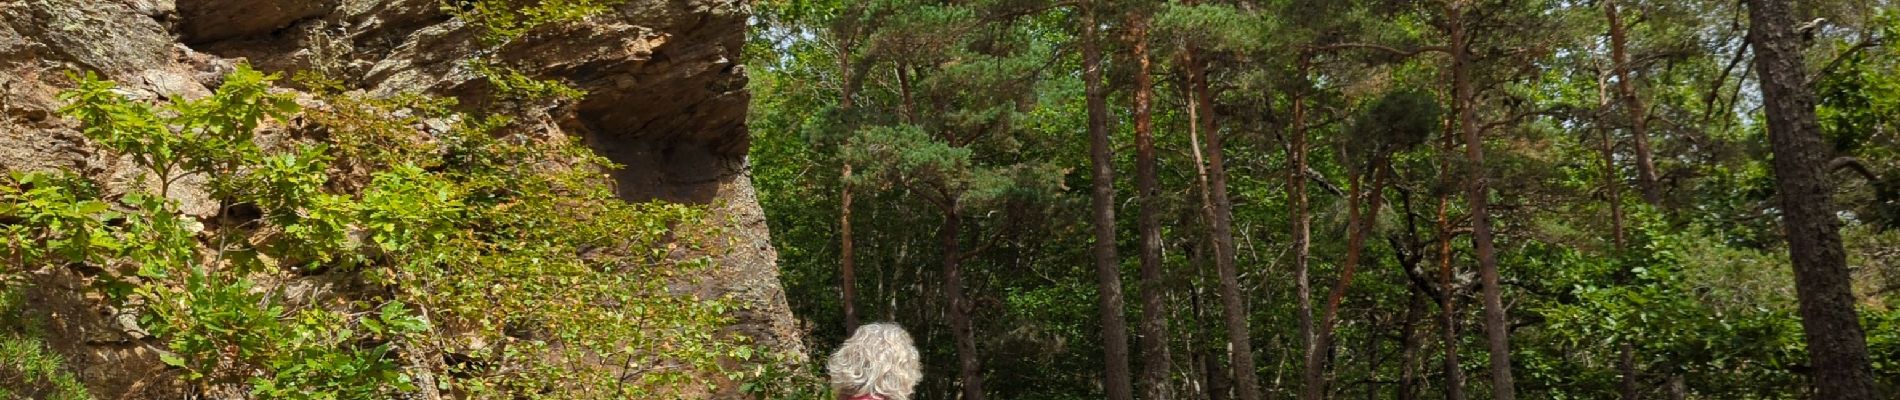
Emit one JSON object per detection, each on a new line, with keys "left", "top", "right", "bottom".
{"left": 1363, "top": 315, "right": 1381, "bottom": 400}
{"left": 1184, "top": 38, "right": 1263, "bottom": 400}
{"left": 841, "top": 163, "right": 859, "bottom": 331}
{"left": 1605, "top": 0, "right": 1663, "bottom": 206}
{"left": 1618, "top": 343, "right": 1639, "bottom": 399}
{"left": 1594, "top": 58, "right": 1641, "bottom": 400}
{"left": 1435, "top": 114, "right": 1468, "bottom": 400}
{"left": 1130, "top": 11, "right": 1175, "bottom": 400}
{"left": 1448, "top": 6, "right": 1516, "bottom": 398}
{"left": 1399, "top": 281, "right": 1427, "bottom": 400}
{"left": 1083, "top": 7, "right": 1135, "bottom": 400}
{"left": 1191, "top": 240, "right": 1229, "bottom": 400}
{"left": 1594, "top": 70, "right": 1628, "bottom": 251}
{"left": 1434, "top": 193, "right": 1467, "bottom": 400}
{"left": 941, "top": 202, "right": 985, "bottom": 400}
{"left": 1304, "top": 159, "right": 1390, "bottom": 400}
{"left": 1747, "top": 0, "right": 1880, "bottom": 398}
{"left": 837, "top": 32, "right": 861, "bottom": 333}
{"left": 898, "top": 63, "right": 917, "bottom": 125}
{"left": 1289, "top": 56, "right": 1318, "bottom": 400}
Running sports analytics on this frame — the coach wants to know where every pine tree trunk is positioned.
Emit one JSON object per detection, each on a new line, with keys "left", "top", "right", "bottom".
{"left": 1618, "top": 343, "right": 1639, "bottom": 400}
{"left": 1290, "top": 57, "right": 1318, "bottom": 400}
{"left": 941, "top": 202, "right": 985, "bottom": 400}
{"left": 1605, "top": 0, "right": 1663, "bottom": 207}
{"left": 1400, "top": 285, "right": 1427, "bottom": 400}
{"left": 1746, "top": 0, "right": 1881, "bottom": 398}
{"left": 1434, "top": 191, "right": 1467, "bottom": 400}
{"left": 1130, "top": 11, "right": 1175, "bottom": 400}
{"left": 1084, "top": 7, "right": 1135, "bottom": 399}
{"left": 1435, "top": 115, "right": 1468, "bottom": 400}
{"left": 1595, "top": 89, "right": 1627, "bottom": 250}
{"left": 1448, "top": 6, "right": 1516, "bottom": 398}
{"left": 841, "top": 163, "right": 859, "bottom": 331}
{"left": 1305, "top": 159, "right": 1389, "bottom": 400}
{"left": 1596, "top": 58, "right": 1639, "bottom": 400}
{"left": 1184, "top": 40, "right": 1262, "bottom": 400}
{"left": 1191, "top": 240, "right": 1228, "bottom": 400}
{"left": 898, "top": 63, "right": 917, "bottom": 125}
{"left": 1362, "top": 318, "right": 1380, "bottom": 400}
{"left": 838, "top": 34, "right": 860, "bottom": 333}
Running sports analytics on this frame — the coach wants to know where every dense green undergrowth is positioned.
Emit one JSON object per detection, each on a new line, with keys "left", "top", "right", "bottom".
{"left": 0, "top": 63, "right": 756, "bottom": 398}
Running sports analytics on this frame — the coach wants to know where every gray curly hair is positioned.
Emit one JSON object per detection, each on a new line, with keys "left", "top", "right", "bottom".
{"left": 827, "top": 323, "right": 922, "bottom": 400}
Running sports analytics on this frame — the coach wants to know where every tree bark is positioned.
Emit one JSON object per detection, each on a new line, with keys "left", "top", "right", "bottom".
{"left": 1191, "top": 239, "right": 1229, "bottom": 400}
{"left": 1083, "top": 6, "right": 1135, "bottom": 400}
{"left": 1435, "top": 104, "right": 1468, "bottom": 400}
{"left": 1184, "top": 38, "right": 1263, "bottom": 400}
{"left": 1304, "top": 157, "right": 1390, "bottom": 400}
{"left": 1448, "top": 5, "right": 1516, "bottom": 398}
{"left": 837, "top": 23, "right": 861, "bottom": 333}
{"left": 1618, "top": 342, "right": 1639, "bottom": 400}
{"left": 941, "top": 201, "right": 986, "bottom": 400}
{"left": 1399, "top": 267, "right": 1428, "bottom": 400}
{"left": 1595, "top": 75, "right": 1627, "bottom": 251}
{"left": 1129, "top": 11, "right": 1175, "bottom": 400}
{"left": 841, "top": 163, "right": 859, "bottom": 331}
{"left": 1746, "top": 0, "right": 1881, "bottom": 398}
{"left": 1595, "top": 58, "right": 1639, "bottom": 400}
{"left": 1605, "top": 0, "right": 1663, "bottom": 207}
{"left": 1363, "top": 316, "right": 1381, "bottom": 400}
{"left": 1289, "top": 56, "right": 1318, "bottom": 400}
{"left": 898, "top": 63, "right": 917, "bottom": 125}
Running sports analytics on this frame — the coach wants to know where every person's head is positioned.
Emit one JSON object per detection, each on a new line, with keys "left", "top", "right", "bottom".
{"left": 827, "top": 322, "right": 921, "bottom": 400}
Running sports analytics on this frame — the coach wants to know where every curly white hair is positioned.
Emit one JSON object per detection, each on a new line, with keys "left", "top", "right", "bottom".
{"left": 827, "top": 322, "right": 922, "bottom": 400}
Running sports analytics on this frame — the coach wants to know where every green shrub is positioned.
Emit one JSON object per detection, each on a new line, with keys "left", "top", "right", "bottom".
{"left": 0, "top": 62, "right": 753, "bottom": 398}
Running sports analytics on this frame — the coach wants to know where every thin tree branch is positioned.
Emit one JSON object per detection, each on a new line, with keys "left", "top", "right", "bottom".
{"left": 1817, "top": 38, "right": 1885, "bottom": 79}
{"left": 1304, "top": 43, "right": 1454, "bottom": 58}
{"left": 1701, "top": 42, "right": 1751, "bottom": 125}
{"left": 1480, "top": 106, "right": 1576, "bottom": 134}
{"left": 1829, "top": 157, "right": 1881, "bottom": 182}
{"left": 1307, "top": 167, "right": 1346, "bottom": 197}
{"left": 956, "top": 222, "right": 1010, "bottom": 262}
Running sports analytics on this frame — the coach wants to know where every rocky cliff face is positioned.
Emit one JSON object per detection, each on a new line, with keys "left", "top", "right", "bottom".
{"left": 0, "top": 0, "right": 800, "bottom": 397}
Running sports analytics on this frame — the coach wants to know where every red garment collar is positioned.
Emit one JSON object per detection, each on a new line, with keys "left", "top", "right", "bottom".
{"left": 847, "top": 395, "right": 886, "bottom": 400}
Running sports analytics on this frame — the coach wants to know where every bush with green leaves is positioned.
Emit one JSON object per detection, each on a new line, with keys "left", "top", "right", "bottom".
{"left": 0, "top": 172, "right": 112, "bottom": 271}
{"left": 1518, "top": 217, "right": 1899, "bottom": 397}
{"left": 0, "top": 62, "right": 754, "bottom": 398}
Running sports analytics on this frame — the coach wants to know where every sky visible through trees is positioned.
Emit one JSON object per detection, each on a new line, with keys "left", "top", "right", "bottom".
{"left": 747, "top": 0, "right": 1900, "bottom": 398}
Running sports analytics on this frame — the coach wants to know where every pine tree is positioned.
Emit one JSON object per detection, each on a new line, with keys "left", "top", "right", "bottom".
{"left": 1747, "top": 0, "right": 1881, "bottom": 397}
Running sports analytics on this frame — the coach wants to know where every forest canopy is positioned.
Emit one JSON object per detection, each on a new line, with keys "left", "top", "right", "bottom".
{"left": 748, "top": 0, "right": 1900, "bottom": 399}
